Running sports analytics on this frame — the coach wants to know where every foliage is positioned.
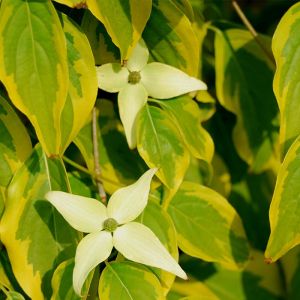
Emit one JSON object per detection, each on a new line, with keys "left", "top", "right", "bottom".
{"left": 0, "top": 0, "right": 299, "bottom": 299}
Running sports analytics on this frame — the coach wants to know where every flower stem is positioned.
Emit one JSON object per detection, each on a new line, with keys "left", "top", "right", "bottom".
{"left": 92, "top": 106, "right": 107, "bottom": 204}
{"left": 232, "top": 0, "right": 275, "bottom": 66}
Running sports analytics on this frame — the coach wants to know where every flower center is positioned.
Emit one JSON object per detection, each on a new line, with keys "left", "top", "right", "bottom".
{"left": 103, "top": 218, "right": 118, "bottom": 232}
{"left": 128, "top": 71, "right": 141, "bottom": 84}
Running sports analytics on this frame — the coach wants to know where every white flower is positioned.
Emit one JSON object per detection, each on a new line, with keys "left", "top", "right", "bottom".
{"left": 45, "top": 169, "right": 187, "bottom": 295}
{"left": 96, "top": 40, "right": 207, "bottom": 149}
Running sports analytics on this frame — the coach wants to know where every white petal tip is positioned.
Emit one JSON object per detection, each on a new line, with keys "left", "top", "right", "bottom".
{"left": 199, "top": 82, "right": 208, "bottom": 90}
{"left": 177, "top": 270, "right": 188, "bottom": 280}
{"left": 191, "top": 78, "right": 207, "bottom": 92}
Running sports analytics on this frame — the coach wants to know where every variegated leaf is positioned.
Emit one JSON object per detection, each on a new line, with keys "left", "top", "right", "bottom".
{"left": 272, "top": 2, "right": 300, "bottom": 156}
{"left": 167, "top": 181, "right": 249, "bottom": 269}
{"left": 99, "top": 261, "right": 164, "bottom": 300}
{"left": 87, "top": 0, "right": 152, "bottom": 60}
{"left": 51, "top": 259, "right": 93, "bottom": 300}
{"left": 81, "top": 11, "right": 120, "bottom": 65}
{"left": 136, "top": 104, "right": 190, "bottom": 193}
{"left": 60, "top": 14, "right": 97, "bottom": 154}
{"left": 143, "top": 0, "right": 199, "bottom": 76}
{"left": 0, "top": 93, "right": 32, "bottom": 189}
{"left": 0, "top": 145, "right": 79, "bottom": 299}
{"left": 171, "top": 250, "right": 283, "bottom": 300}
{"left": 152, "top": 96, "right": 214, "bottom": 162}
{"left": 0, "top": 0, "right": 68, "bottom": 155}
{"left": 214, "top": 28, "right": 279, "bottom": 172}
{"left": 266, "top": 136, "right": 300, "bottom": 262}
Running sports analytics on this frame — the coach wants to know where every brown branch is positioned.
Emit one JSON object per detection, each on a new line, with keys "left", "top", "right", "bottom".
{"left": 232, "top": 0, "right": 275, "bottom": 66}
{"left": 92, "top": 106, "right": 107, "bottom": 204}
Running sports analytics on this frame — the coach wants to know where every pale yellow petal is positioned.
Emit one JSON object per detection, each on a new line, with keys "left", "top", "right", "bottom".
{"left": 73, "top": 231, "right": 113, "bottom": 295}
{"left": 127, "top": 39, "right": 149, "bottom": 71}
{"left": 45, "top": 191, "right": 107, "bottom": 233}
{"left": 107, "top": 169, "right": 157, "bottom": 224}
{"left": 141, "top": 62, "right": 207, "bottom": 99}
{"left": 97, "top": 63, "right": 128, "bottom": 92}
{"left": 118, "top": 83, "right": 148, "bottom": 149}
{"left": 113, "top": 222, "right": 187, "bottom": 279}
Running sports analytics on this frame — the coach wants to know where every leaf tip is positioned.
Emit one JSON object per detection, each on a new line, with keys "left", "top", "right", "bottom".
{"left": 264, "top": 257, "right": 273, "bottom": 264}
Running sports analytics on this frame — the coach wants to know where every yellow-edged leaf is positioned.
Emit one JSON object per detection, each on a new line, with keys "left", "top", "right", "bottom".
{"left": 168, "top": 181, "right": 249, "bottom": 269}
{"left": 272, "top": 2, "right": 300, "bottom": 155}
{"left": 266, "top": 136, "right": 300, "bottom": 262}
{"left": 60, "top": 14, "right": 97, "bottom": 153}
{"left": 87, "top": 0, "right": 152, "bottom": 60}
{"left": 214, "top": 28, "right": 279, "bottom": 173}
{"left": 0, "top": 93, "right": 32, "bottom": 189}
{"left": 0, "top": 0, "right": 68, "bottom": 155}
{"left": 137, "top": 104, "right": 190, "bottom": 194}
{"left": 0, "top": 145, "right": 79, "bottom": 299}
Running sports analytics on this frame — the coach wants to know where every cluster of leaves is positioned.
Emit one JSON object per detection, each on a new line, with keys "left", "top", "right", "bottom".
{"left": 0, "top": 0, "right": 300, "bottom": 299}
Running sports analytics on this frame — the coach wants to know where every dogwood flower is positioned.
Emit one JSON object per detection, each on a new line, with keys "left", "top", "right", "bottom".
{"left": 97, "top": 40, "right": 207, "bottom": 149}
{"left": 45, "top": 169, "right": 187, "bottom": 295}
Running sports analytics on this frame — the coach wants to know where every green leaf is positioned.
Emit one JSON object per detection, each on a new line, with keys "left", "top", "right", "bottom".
{"left": 272, "top": 2, "right": 300, "bottom": 155}
{"left": 0, "top": 145, "right": 79, "bottom": 299}
{"left": 152, "top": 96, "right": 214, "bottom": 162}
{"left": 143, "top": 0, "right": 200, "bottom": 76}
{"left": 74, "top": 99, "right": 146, "bottom": 194}
{"left": 137, "top": 200, "right": 178, "bottom": 294}
{"left": 137, "top": 104, "right": 190, "bottom": 193}
{"left": 0, "top": 0, "right": 68, "bottom": 156}
{"left": 214, "top": 28, "right": 279, "bottom": 172}
{"left": 167, "top": 181, "right": 249, "bottom": 269}
{"left": 81, "top": 11, "right": 120, "bottom": 65}
{"left": 265, "top": 136, "right": 300, "bottom": 262}
{"left": 87, "top": 0, "right": 152, "bottom": 60}
{"left": 0, "top": 93, "right": 32, "bottom": 188}
{"left": 60, "top": 14, "right": 97, "bottom": 154}
{"left": 99, "top": 261, "right": 164, "bottom": 300}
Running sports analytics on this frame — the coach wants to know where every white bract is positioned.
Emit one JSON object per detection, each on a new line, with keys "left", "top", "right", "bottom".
{"left": 45, "top": 169, "right": 187, "bottom": 296}
{"left": 97, "top": 40, "right": 207, "bottom": 149}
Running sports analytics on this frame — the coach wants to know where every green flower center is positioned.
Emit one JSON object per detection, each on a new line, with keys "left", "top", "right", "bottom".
{"left": 128, "top": 71, "right": 141, "bottom": 84}
{"left": 103, "top": 218, "right": 118, "bottom": 232}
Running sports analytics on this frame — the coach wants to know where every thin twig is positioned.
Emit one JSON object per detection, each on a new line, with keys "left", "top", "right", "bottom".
{"left": 232, "top": 0, "right": 275, "bottom": 66}
{"left": 63, "top": 156, "right": 124, "bottom": 187}
{"left": 92, "top": 106, "right": 107, "bottom": 203}
{"left": 63, "top": 156, "right": 92, "bottom": 176}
